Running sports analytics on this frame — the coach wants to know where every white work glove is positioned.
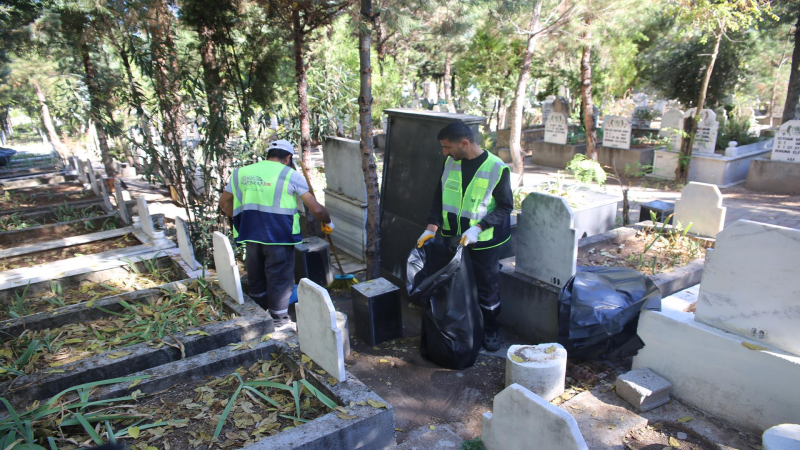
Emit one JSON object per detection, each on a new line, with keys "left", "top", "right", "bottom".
{"left": 460, "top": 225, "right": 482, "bottom": 246}
{"left": 321, "top": 222, "right": 335, "bottom": 235}
{"left": 417, "top": 230, "right": 435, "bottom": 248}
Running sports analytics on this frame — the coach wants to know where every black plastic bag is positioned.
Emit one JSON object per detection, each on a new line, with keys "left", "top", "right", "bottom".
{"left": 0, "top": 148, "right": 16, "bottom": 167}
{"left": 558, "top": 266, "right": 661, "bottom": 360}
{"left": 406, "top": 237, "right": 483, "bottom": 370}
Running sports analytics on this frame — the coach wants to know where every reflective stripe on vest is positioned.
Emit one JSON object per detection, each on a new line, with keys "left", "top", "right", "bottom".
{"left": 440, "top": 152, "right": 508, "bottom": 239}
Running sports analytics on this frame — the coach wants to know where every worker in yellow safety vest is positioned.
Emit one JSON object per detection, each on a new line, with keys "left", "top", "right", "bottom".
{"left": 417, "top": 122, "right": 512, "bottom": 351}
{"left": 219, "top": 140, "right": 334, "bottom": 330}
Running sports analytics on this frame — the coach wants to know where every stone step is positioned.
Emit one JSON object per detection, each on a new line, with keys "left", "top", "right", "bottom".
{"left": 395, "top": 424, "right": 463, "bottom": 450}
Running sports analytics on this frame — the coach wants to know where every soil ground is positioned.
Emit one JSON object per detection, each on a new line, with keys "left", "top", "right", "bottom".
{"left": 0, "top": 233, "right": 140, "bottom": 271}
{"left": 0, "top": 190, "right": 93, "bottom": 210}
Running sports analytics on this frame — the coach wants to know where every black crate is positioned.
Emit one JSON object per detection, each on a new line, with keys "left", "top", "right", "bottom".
{"left": 294, "top": 237, "right": 333, "bottom": 287}
{"left": 352, "top": 278, "right": 403, "bottom": 347}
{"left": 640, "top": 200, "right": 675, "bottom": 224}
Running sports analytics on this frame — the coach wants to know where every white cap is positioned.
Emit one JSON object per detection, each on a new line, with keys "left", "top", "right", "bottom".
{"left": 267, "top": 139, "right": 295, "bottom": 155}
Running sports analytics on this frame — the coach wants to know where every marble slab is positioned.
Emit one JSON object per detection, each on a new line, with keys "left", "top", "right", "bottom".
{"left": 97, "top": 177, "right": 113, "bottom": 212}
{"left": 673, "top": 181, "right": 726, "bottom": 238}
{"left": 602, "top": 115, "right": 632, "bottom": 150}
{"left": 175, "top": 216, "right": 200, "bottom": 271}
{"left": 86, "top": 160, "right": 99, "bottom": 196}
{"left": 136, "top": 197, "right": 156, "bottom": 238}
{"left": 544, "top": 112, "right": 568, "bottom": 145}
{"left": 771, "top": 120, "right": 800, "bottom": 163}
{"left": 515, "top": 192, "right": 577, "bottom": 288}
{"left": 212, "top": 231, "right": 244, "bottom": 304}
{"left": 114, "top": 180, "right": 130, "bottom": 224}
{"left": 296, "top": 278, "right": 346, "bottom": 382}
{"left": 695, "top": 220, "right": 800, "bottom": 356}
{"left": 659, "top": 109, "right": 684, "bottom": 152}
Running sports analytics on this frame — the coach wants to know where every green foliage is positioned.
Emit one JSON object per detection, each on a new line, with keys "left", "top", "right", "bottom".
{"left": 461, "top": 437, "right": 485, "bottom": 450}
{"left": 566, "top": 154, "right": 607, "bottom": 186}
{"left": 717, "top": 115, "right": 761, "bottom": 149}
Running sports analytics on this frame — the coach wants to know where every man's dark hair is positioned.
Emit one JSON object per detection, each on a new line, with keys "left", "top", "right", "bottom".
{"left": 267, "top": 149, "right": 292, "bottom": 160}
{"left": 437, "top": 122, "right": 474, "bottom": 144}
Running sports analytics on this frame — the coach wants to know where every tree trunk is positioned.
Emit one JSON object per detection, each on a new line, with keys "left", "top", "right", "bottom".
{"left": 782, "top": 14, "right": 800, "bottom": 125}
{"left": 80, "top": 43, "right": 117, "bottom": 178}
{"left": 678, "top": 27, "right": 723, "bottom": 181}
{"left": 32, "top": 81, "right": 68, "bottom": 158}
{"left": 359, "top": 0, "right": 381, "bottom": 280}
{"left": 509, "top": 1, "right": 543, "bottom": 186}
{"left": 580, "top": 14, "right": 598, "bottom": 161}
{"left": 443, "top": 51, "right": 455, "bottom": 112}
{"left": 292, "top": 8, "right": 312, "bottom": 166}
{"left": 198, "top": 26, "right": 227, "bottom": 168}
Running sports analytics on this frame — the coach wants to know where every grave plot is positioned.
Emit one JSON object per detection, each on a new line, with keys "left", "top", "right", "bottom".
{"left": 0, "top": 188, "right": 97, "bottom": 216}
{"left": 0, "top": 212, "right": 122, "bottom": 247}
{"left": 0, "top": 203, "right": 107, "bottom": 233}
{"left": 0, "top": 280, "right": 273, "bottom": 409}
{"left": 1, "top": 336, "right": 395, "bottom": 449}
{"left": 0, "top": 172, "right": 78, "bottom": 189}
{"left": 0, "top": 251, "right": 191, "bottom": 321}
{"left": 0, "top": 232, "right": 141, "bottom": 271}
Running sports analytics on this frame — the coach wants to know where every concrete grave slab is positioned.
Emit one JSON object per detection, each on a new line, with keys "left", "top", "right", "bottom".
{"left": 212, "top": 231, "right": 244, "bottom": 304}
{"left": 482, "top": 384, "right": 588, "bottom": 450}
{"left": 615, "top": 368, "right": 672, "bottom": 412}
{"left": 175, "top": 216, "right": 200, "bottom": 270}
{"left": 296, "top": 278, "right": 347, "bottom": 382}
{"left": 559, "top": 390, "right": 648, "bottom": 450}
{"left": 696, "top": 220, "right": 800, "bottom": 356}
{"left": 633, "top": 287, "right": 800, "bottom": 433}
{"left": 136, "top": 196, "right": 156, "bottom": 238}
{"left": 763, "top": 424, "right": 800, "bottom": 450}
{"left": 114, "top": 180, "right": 131, "bottom": 224}
{"left": 0, "top": 226, "right": 134, "bottom": 259}
{"left": 673, "top": 181, "right": 726, "bottom": 237}
{"left": 771, "top": 119, "right": 800, "bottom": 163}
{"left": 395, "top": 424, "right": 462, "bottom": 450}
{"left": 505, "top": 343, "right": 567, "bottom": 402}
{"left": 516, "top": 192, "right": 577, "bottom": 288}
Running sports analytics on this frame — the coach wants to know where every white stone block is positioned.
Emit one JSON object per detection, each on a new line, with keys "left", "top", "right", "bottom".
{"left": 673, "top": 181, "right": 726, "bottom": 237}
{"left": 763, "top": 424, "right": 800, "bottom": 450}
{"left": 481, "top": 384, "right": 588, "bottom": 450}
{"left": 505, "top": 344, "right": 567, "bottom": 402}
{"left": 296, "top": 279, "right": 346, "bottom": 382}
{"left": 175, "top": 216, "right": 200, "bottom": 271}
{"left": 114, "top": 180, "right": 130, "bottom": 225}
{"left": 633, "top": 288, "right": 800, "bottom": 433}
{"left": 615, "top": 368, "right": 671, "bottom": 412}
{"left": 136, "top": 197, "right": 156, "bottom": 238}
{"left": 544, "top": 112, "right": 568, "bottom": 145}
{"left": 516, "top": 192, "right": 577, "bottom": 288}
{"left": 602, "top": 115, "right": 632, "bottom": 150}
{"left": 212, "top": 231, "right": 244, "bottom": 305}
{"left": 696, "top": 220, "right": 800, "bottom": 356}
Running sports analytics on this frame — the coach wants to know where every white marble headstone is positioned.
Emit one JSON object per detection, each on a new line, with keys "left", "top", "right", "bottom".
{"left": 96, "top": 177, "right": 113, "bottom": 212}
{"left": 113, "top": 180, "right": 130, "bottom": 224}
{"left": 481, "top": 384, "right": 588, "bottom": 450}
{"left": 542, "top": 96, "right": 555, "bottom": 126}
{"left": 76, "top": 159, "right": 88, "bottom": 183}
{"left": 602, "top": 115, "right": 632, "bottom": 150}
{"left": 516, "top": 192, "right": 577, "bottom": 288}
{"left": 136, "top": 197, "right": 156, "bottom": 238}
{"left": 695, "top": 220, "right": 800, "bottom": 357}
{"left": 632, "top": 106, "right": 651, "bottom": 128}
{"left": 212, "top": 231, "right": 244, "bottom": 304}
{"left": 771, "top": 120, "right": 800, "bottom": 163}
{"left": 544, "top": 112, "right": 568, "bottom": 145}
{"left": 688, "top": 109, "right": 719, "bottom": 154}
{"left": 296, "top": 278, "right": 346, "bottom": 382}
{"left": 86, "top": 160, "right": 99, "bottom": 196}
{"left": 659, "top": 109, "right": 685, "bottom": 151}
{"left": 673, "top": 182, "right": 725, "bottom": 238}
{"left": 175, "top": 216, "right": 199, "bottom": 270}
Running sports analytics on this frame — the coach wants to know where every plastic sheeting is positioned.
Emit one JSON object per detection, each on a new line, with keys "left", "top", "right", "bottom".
{"left": 407, "top": 237, "right": 483, "bottom": 370}
{"left": 558, "top": 266, "right": 661, "bottom": 360}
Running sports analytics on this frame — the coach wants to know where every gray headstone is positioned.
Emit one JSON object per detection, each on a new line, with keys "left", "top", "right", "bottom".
{"left": 175, "top": 216, "right": 199, "bottom": 270}
{"left": 544, "top": 112, "right": 568, "bottom": 145}
{"left": 695, "top": 220, "right": 800, "bottom": 357}
{"left": 96, "top": 177, "right": 113, "bottom": 212}
{"left": 688, "top": 109, "right": 719, "bottom": 154}
{"left": 212, "top": 231, "right": 244, "bottom": 304}
{"left": 296, "top": 278, "right": 347, "bottom": 382}
{"left": 771, "top": 120, "right": 800, "bottom": 163}
{"left": 482, "top": 384, "right": 588, "bottom": 450}
{"left": 516, "top": 192, "right": 577, "bottom": 288}
{"left": 542, "top": 97, "right": 555, "bottom": 126}
{"left": 86, "top": 160, "right": 99, "bottom": 196}
{"left": 602, "top": 115, "right": 632, "bottom": 150}
{"left": 673, "top": 182, "right": 725, "bottom": 238}
{"left": 322, "top": 137, "right": 367, "bottom": 202}
{"left": 632, "top": 106, "right": 652, "bottom": 128}
{"left": 114, "top": 180, "right": 130, "bottom": 224}
{"left": 136, "top": 197, "right": 156, "bottom": 238}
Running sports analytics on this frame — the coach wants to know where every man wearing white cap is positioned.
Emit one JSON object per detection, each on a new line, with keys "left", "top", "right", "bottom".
{"left": 219, "top": 139, "right": 334, "bottom": 329}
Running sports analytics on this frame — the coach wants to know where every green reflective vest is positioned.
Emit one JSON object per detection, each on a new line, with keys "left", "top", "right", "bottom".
{"left": 440, "top": 152, "right": 510, "bottom": 250}
{"left": 230, "top": 160, "right": 301, "bottom": 245}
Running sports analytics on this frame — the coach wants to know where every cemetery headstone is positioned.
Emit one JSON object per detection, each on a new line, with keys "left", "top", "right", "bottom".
{"left": 296, "top": 278, "right": 347, "bottom": 382}
{"left": 544, "top": 112, "right": 568, "bottom": 145}
{"left": 659, "top": 109, "right": 685, "bottom": 151}
{"left": 695, "top": 220, "right": 800, "bottom": 357}
{"left": 690, "top": 109, "right": 719, "bottom": 155}
{"left": 481, "top": 384, "right": 588, "bottom": 450}
{"left": 602, "top": 115, "right": 632, "bottom": 150}
{"left": 516, "top": 192, "right": 577, "bottom": 288}
{"left": 653, "top": 100, "right": 667, "bottom": 115}
{"left": 771, "top": 120, "right": 800, "bottom": 163}
{"left": 552, "top": 96, "right": 570, "bottom": 115}
{"left": 86, "top": 160, "right": 99, "bottom": 196}
{"left": 631, "top": 106, "right": 652, "bottom": 128}
{"left": 113, "top": 180, "right": 131, "bottom": 225}
{"left": 136, "top": 197, "right": 156, "bottom": 238}
{"left": 632, "top": 93, "right": 648, "bottom": 106}
{"left": 673, "top": 182, "right": 725, "bottom": 238}
{"left": 322, "top": 137, "right": 366, "bottom": 202}
{"left": 212, "top": 231, "right": 244, "bottom": 304}
{"left": 175, "top": 216, "right": 200, "bottom": 271}
{"left": 96, "top": 177, "right": 113, "bottom": 212}
{"left": 716, "top": 107, "right": 728, "bottom": 131}
{"left": 76, "top": 159, "right": 88, "bottom": 183}
{"left": 542, "top": 96, "right": 555, "bottom": 126}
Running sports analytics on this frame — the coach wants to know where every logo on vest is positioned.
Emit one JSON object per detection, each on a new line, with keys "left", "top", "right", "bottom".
{"left": 241, "top": 175, "right": 271, "bottom": 187}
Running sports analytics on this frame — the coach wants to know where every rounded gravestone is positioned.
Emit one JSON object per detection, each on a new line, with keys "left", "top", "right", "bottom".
{"left": 763, "top": 424, "right": 800, "bottom": 450}
{"left": 505, "top": 343, "right": 567, "bottom": 401}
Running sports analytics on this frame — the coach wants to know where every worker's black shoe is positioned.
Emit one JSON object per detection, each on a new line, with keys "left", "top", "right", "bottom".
{"left": 483, "top": 329, "right": 501, "bottom": 352}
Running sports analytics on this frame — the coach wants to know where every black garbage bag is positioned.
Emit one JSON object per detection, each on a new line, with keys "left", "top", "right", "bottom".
{"left": 406, "top": 237, "right": 483, "bottom": 370}
{"left": 558, "top": 266, "right": 661, "bottom": 360}
{"left": 0, "top": 148, "right": 16, "bottom": 167}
